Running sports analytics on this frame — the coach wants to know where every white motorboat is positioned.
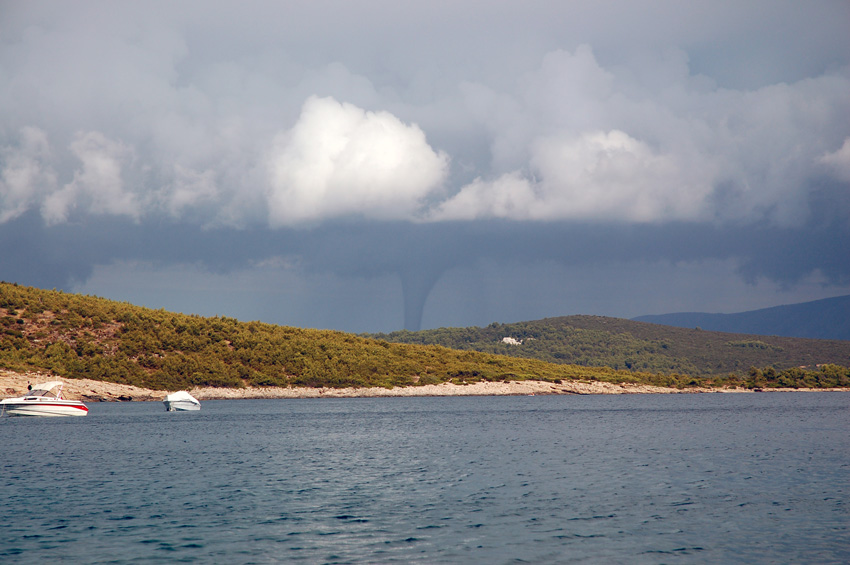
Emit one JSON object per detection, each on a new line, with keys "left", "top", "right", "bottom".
{"left": 163, "top": 390, "right": 201, "bottom": 411}
{"left": 0, "top": 381, "right": 89, "bottom": 417}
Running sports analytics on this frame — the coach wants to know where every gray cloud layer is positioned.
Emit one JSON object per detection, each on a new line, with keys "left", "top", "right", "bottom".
{"left": 2, "top": 1, "right": 849, "bottom": 330}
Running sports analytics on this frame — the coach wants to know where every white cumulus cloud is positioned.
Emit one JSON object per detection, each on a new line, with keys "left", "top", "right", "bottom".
{"left": 818, "top": 137, "right": 850, "bottom": 183}
{"left": 42, "top": 131, "right": 140, "bottom": 225}
{"left": 158, "top": 165, "right": 220, "bottom": 219}
{"left": 431, "top": 130, "right": 714, "bottom": 222}
{"left": 430, "top": 44, "right": 850, "bottom": 226}
{"left": 1, "top": 7, "right": 848, "bottom": 230}
{"left": 265, "top": 96, "right": 448, "bottom": 226}
{"left": 0, "top": 127, "right": 57, "bottom": 223}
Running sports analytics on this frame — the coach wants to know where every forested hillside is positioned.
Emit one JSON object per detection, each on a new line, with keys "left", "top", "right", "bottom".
{"left": 368, "top": 315, "right": 850, "bottom": 380}
{"left": 2, "top": 282, "right": 847, "bottom": 392}
{"left": 0, "top": 282, "right": 688, "bottom": 391}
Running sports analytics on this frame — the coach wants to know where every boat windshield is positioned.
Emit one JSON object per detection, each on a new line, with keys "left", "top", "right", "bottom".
{"left": 25, "top": 383, "right": 62, "bottom": 398}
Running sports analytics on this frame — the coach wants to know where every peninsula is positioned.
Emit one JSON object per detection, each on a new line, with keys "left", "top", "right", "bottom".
{"left": 2, "top": 282, "right": 848, "bottom": 396}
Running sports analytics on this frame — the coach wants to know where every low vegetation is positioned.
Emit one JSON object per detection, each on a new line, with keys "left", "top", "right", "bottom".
{"left": 2, "top": 282, "right": 847, "bottom": 392}
{"left": 368, "top": 316, "right": 850, "bottom": 381}
{"left": 0, "top": 282, "right": 688, "bottom": 391}
{"left": 734, "top": 364, "right": 849, "bottom": 390}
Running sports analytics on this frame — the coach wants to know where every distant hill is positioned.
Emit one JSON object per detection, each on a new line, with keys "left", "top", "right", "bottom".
{"left": 368, "top": 315, "right": 850, "bottom": 378}
{"left": 633, "top": 295, "right": 850, "bottom": 341}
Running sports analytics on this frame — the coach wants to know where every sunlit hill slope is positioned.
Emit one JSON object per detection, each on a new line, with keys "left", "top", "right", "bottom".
{"left": 2, "top": 282, "right": 848, "bottom": 391}
{"left": 1, "top": 282, "right": 707, "bottom": 392}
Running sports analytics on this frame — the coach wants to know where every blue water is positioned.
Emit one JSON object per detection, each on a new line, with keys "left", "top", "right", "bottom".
{"left": 1, "top": 393, "right": 848, "bottom": 563}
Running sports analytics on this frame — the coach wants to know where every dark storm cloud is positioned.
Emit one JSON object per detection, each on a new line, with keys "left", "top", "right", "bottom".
{"left": 3, "top": 208, "right": 847, "bottom": 329}
{"left": 2, "top": 1, "right": 849, "bottom": 330}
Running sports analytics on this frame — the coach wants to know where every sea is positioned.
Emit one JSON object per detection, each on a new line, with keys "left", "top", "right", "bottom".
{"left": 1, "top": 392, "right": 847, "bottom": 564}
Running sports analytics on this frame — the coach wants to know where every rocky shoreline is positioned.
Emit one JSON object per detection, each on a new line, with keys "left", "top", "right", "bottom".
{"left": 1, "top": 369, "right": 845, "bottom": 402}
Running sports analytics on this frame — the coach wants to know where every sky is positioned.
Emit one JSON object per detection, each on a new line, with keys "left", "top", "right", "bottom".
{"left": 1, "top": 0, "right": 849, "bottom": 333}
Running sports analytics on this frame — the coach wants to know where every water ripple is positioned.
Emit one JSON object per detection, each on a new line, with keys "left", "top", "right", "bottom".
{"left": 1, "top": 393, "right": 848, "bottom": 563}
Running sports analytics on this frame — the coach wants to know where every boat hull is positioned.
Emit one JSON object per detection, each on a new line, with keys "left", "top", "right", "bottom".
{"left": 2, "top": 402, "right": 89, "bottom": 417}
{"left": 164, "top": 400, "right": 200, "bottom": 411}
